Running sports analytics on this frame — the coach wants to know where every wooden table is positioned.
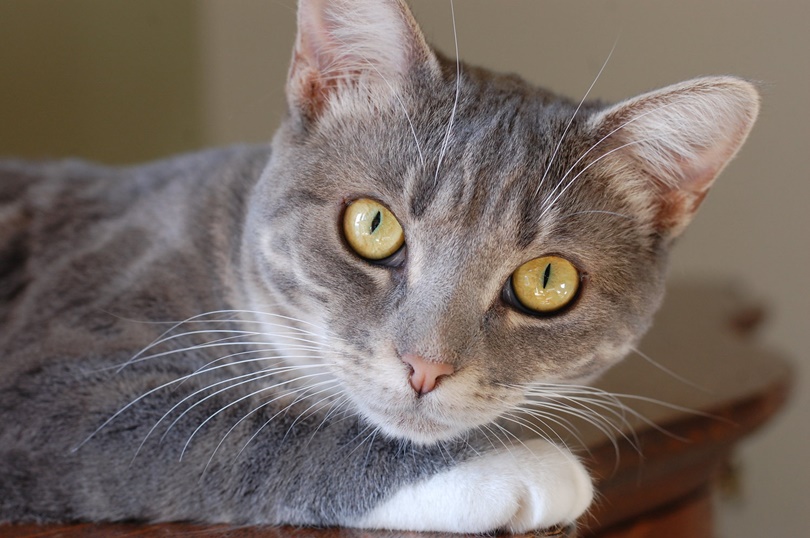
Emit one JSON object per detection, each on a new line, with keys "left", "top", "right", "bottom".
{"left": 2, "top": 281, "right": 792, "bottom": 538}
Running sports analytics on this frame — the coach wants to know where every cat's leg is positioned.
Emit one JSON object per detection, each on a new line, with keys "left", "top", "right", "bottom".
{"left": 350, "top": 438, "right": 592, "bottom": 533}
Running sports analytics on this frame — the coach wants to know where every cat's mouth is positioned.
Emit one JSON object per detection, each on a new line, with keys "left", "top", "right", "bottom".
{"left": 365, "top": 402, "right": 471, "bottom": 444}
{"left": 351, "top": 384, "right": 509, "bottom": 445}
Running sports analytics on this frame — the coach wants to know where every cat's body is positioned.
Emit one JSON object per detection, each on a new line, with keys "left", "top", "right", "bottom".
{"left": 0, "top": 0, "right": 758, "bottom": 533}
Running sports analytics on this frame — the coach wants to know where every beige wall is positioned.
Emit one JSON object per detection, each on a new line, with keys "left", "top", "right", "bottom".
{"left": 2, "top": 1, "right": 807, "bottom": 535}
{"left": 0, "top": 0, "right": 203, "bottom": 164}
{"left": 201, "top": 2, "right": 810, "bottom": 536}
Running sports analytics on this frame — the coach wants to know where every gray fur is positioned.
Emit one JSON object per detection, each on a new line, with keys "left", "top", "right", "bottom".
{"left": 0, "top": 0, "right": 757, "bottom": 530}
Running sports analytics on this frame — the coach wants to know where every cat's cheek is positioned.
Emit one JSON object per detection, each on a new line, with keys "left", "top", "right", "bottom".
{"left": 348, "top": 439, "right": 593, "bottom": 533}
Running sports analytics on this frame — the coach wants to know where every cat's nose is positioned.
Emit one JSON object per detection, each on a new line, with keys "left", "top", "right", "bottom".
{"left": 401, "top": 353, "right": 454, "bottom": 396}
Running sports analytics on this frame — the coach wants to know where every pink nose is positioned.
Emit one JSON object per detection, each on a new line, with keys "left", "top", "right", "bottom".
{"left": 401, "top": 353, "right": 455, "bottom": 396}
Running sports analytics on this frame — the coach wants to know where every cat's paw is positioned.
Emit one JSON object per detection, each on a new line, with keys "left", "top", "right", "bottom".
{"left": 353, "top": 439, "right": 592, "bottom": 533}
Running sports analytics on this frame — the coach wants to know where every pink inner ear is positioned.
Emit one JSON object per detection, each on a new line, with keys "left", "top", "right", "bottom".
{"left": 650, "top": 143, "right": 735, "bottom": 235}
{"left": 652, "top": 129, "right": 748, "bottom": 234}
{"left": 286, "top": 0, "right": 434, "bottom": 123}
{"left": 677, "top": 129, "right": 750, "bottom": 195}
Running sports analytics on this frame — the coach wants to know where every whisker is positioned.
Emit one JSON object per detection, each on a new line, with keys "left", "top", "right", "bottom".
{"left": 538, "top": 98, "right": 688, "bottom": 217}
{"left": 489, "top": 420, "right": 527, "bottom": 453}
{"left": 116, "top": 308, "right": 338, "bottom": 372}
{"left": 557, "top": 209, "right": 637, "bottom": 222}
{"left": 481, "top": 422, "right": 513, "bottom": 456}
{"left": 305, "top": 393, "right": 352, "bottom": 448}
{"left": 136, "top": 360, "right": 331, "bottom": 455}
{"left": 528, "top": 390, "right": 638, "bottom": 433}
{"left": 521, "top": 400, "right": 632, "bottom": 452}
{"left": 202, "top": 379, "right": 341, "bottom": 475}
{"left": 74, "top": 359, "right": 326, "bottom": 452}
{"left": 502, "top": 409, "right": 589, "bottom": 456}
{"left": 534, "top": 38, "right": 618, "bottom": 198}
{"left": 473, "top": 425, "right": 499, "bottom": 453}
{"left": 363, "top": 427, "right": 381, "bottom": 470}
{"left": 280, "top": 384, "right": 345, "bottom": 443}
{"left": 629, "top": 346, "right": 710, "bottom": 393}
{"left": 179, "top": 371, "right": 337, "bottom": 460}
{"left": 113, "top": 338, "right": 326, "bottom": 371}
{"left": 521, "top": 384, "right": 713, "bottom": 443}
{"left": 347, "top": 425, "right": 382, "bottom": 458}
{"left": 433, "top": 0, "right": 461, "bottom": 187}
{"left": 539, "top": 136, "right": 669, "bottom": 221}
{"left": 525, "top": 382, "right": 721, "bottom": 421}
{"left": 171, "top": 348, "right": 298, "bottom": 392}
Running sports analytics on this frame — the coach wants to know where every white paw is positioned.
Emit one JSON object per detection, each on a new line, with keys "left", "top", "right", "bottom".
{"left": 353, "top": 439, "right": 593, "bottom": 533}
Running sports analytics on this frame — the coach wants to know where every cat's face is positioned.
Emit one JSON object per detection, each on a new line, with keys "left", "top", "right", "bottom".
{"left": 243, "top": 0, "right": 758, "bottom": 444}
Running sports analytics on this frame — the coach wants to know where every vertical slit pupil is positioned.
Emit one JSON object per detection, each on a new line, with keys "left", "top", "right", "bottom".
{"left": 370, "top": 211, "right": 382, "bottom": 234}
{"left": 542, "top": 263, "right": 552, "bottom": 289}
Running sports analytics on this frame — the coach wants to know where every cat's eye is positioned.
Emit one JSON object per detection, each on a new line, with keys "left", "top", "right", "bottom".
{"left": 510, "top": 256, "right": 580, "bottom": 314}
{"left": 343, "top": 198, "right": 405, "bottom": 260}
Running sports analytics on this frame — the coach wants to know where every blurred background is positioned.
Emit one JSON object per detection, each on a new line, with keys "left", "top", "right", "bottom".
{"left": 1, "top": 1, "right": 807, "bottom": 535}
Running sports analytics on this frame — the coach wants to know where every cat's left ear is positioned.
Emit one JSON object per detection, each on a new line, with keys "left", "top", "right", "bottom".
{"left": 589, "top": 76, "right": 760, "bottom": 238}
{"left": 287, "top": 0, "right": 438, "bottom": 125}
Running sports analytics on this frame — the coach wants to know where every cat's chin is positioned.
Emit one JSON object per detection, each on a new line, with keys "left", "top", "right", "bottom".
{"left": 351, "top": 396, "right": 493, "bottom": 446}
{"left": 371, "top": 415, "right": 471, "bottom": 446}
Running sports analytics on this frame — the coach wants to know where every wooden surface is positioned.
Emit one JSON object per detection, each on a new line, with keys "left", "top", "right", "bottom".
{"left": 1, "top": 281, "right": 792, "bottom": 538}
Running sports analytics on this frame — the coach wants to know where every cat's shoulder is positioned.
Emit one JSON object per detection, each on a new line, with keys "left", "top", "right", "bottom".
{"left": 0, "top": 144, "right": 270, "bottom": 247}
{"left": 0, "top": 144, "right": 271, "bottom": 336}
{"left": 0, "top": 144, "right": 271, "bottom": 203}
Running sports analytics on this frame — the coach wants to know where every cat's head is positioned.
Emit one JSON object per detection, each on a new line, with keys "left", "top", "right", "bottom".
{"left": 243, "top": 0, "right": 759, "bottom": 444}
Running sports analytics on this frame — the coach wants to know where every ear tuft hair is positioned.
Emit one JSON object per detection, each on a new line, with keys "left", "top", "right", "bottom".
{"left": 288, "top": 0, "right": 436, "bottom": 124}
{"left": 590, "top": 77, "right": 760, "bottom": 236}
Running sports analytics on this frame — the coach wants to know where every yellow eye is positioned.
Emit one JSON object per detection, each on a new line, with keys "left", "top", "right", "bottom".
{"left": 511, "top": 256, "right": 580, "bottom": 313}
{"left": 343, "top": 199, "right": 404, "bottom": 260}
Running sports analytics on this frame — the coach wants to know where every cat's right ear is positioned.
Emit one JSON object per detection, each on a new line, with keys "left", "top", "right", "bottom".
{"left": 287, "top": 0, "right": 438, "bottom": 125}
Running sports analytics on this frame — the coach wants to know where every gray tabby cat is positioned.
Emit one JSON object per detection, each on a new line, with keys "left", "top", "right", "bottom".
{"left": 0, "top": 0, "right": 758, "bottom": 533}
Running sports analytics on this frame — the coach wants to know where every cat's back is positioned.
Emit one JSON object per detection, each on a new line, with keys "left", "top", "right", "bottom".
{"left": 0, "top": 146, "right": 270, "bottom": 372}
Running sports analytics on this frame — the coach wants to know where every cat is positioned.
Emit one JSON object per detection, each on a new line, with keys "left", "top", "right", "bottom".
{"left": 0, "top": 0, "right": 759, "bottom": 534}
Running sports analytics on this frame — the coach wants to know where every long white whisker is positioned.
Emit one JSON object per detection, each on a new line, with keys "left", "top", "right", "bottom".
{"left": 115, "top": 309, "right": 320, "bottom": 371}
{"left": 132, "top": 364, "right": 284, "bottom": 463}
{"left": 538, "top": 98, "right": 688, "bottom": 217}
{"left": 305, "top": 393, "right": 351, "bottom": 448}
{"left": 116, "top": 339, "right": 326, "bottom": 371}
{"left": 347, "top": 425, "right": 382, "bottom": 458}
{"left": 180, "top": 372, "right": 335, "bottom": 460}
{"left": 539, "top": 136, "right": 668, "bottom": 221}
{"left": 473, "top": 425, "right": 499, "bottom": 453}
{"left": 629, "top": 346, "right": 710, "bottom": 393}
{"left": 529, "top": 391, "right": 637, "bottom": 433}
{"left": 503, "top": 409, "right": 589, "bottom": 455}
{"left": 534, "top": 38, "right": 618, "bottom": 198}
{"left": 521, "top": 399, "right": 632, "bottom": 451}
{"left": 74, "top": 358, "right": 323, "bottom": 452}
{"left": 172, "top": 349, "right": 309, "bottom": 392}
{"left": 280, "top": 384, "right": 344, "bottom": 443}
{"left": 433, "top": 0, "right": 461, "bottom": 187}
{"left": 202, "top": 379, "right": 340, "bottom": 475}
{"left": 558, "top": 209, "right": 637, "bottom": 222}
{"left": 481, "top": 423, "right": 512, "bottom": 456}
{"left": 113, "top": 331, "right": 261, "bottom": 373}
{"left": 363, "top": 428, "right": 381, "bottom": 470}
{"left": 524, "top": 383, "right": 720, "bottom": 421}
{"left": 140, "top": 362, "right": 332, "bottom": 457}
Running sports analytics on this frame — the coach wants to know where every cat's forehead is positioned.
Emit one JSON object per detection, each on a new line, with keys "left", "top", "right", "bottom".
{"left": 395, "top": 71, "right": 609, "bottom": 244}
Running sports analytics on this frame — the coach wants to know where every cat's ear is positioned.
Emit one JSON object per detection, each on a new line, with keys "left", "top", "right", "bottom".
{"left": 590, "top": 77, "right": 760, "bottom": 238}
{"left": 287, "top": 0, "right": 437, "bottom": 124}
